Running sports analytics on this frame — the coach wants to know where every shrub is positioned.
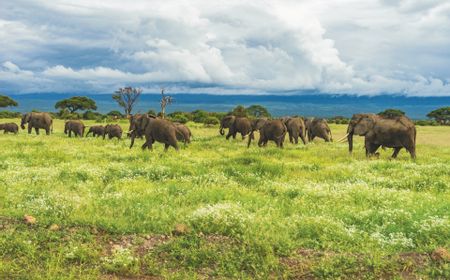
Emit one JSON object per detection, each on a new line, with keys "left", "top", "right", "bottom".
{"left": 192, "top": 110, "right": 209, "bottom": 123}
{"left": 0, "top": 110, "right": 21, "bottom": 118}
{"left": 203, "top": 116, "right": 219, "bottom": 125}
{"left": 169, "top": 114, "right": 189, "bottom": 124}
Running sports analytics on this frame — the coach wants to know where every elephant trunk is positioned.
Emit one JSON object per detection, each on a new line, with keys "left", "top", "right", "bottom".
{"left": 129, "top": 131, "right": 136, "bottom": 149}
{"left": 219, "top": 124, "right": 225, "bottom": 136}
{"left": 347, "top": 125, "right": 354, "bottom": 153}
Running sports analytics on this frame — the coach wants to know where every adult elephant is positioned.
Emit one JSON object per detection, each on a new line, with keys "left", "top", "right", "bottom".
{"left": 284, "top": 117, "right": 307, "bottom": 145}
{"left": 339, "top": 114, "right": 416, "bottom": 159}
{"left": 248, "top": 118, "right": 269, "bottom": 140}
{"left": 248, "top": 119, "right": 287, "bottom": 148}
{"left": 219, "top": 115, "right": 252, "bottom": 140}
{"left": 103, "top": 124, "right": 123, "bottom": 140}
{"left": 174, "top": 122, "right": 192, "bottom": 144}
{"left": 64, "top": 120, "right": 85, "bottom": 137}
{"left": 129, "top": 114, "right": 178, "bottom": 151}
{"left": 0, "top": 123, "right": 19, "bottom": 134}
{"left": 86, "top": 125, "right": 105, "bottom": 137}
{"left": 305, "top": 118, "right": 332, "bottom": 142}
{"left": 21, "top": 112, "right": 53, "bottom": 135}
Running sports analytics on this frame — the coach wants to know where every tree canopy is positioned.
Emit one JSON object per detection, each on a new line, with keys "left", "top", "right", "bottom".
{"left": 113, "top": 87, "right": 142, "bottom": 116}
{"left": 427, "top": 107, "right": 450, "bottom": 124}
{"left": 246, "top": 104, "right": 271, "bottom": 118}
{"left": 230, "top": 104, "right": 271, "bottom": 118}
{"left": 378, "top": 109, "right": 405, "bottom": 118}
{"left": 0, "top": 95, "right": 18, "bottom": 108}
{"left": 55, "top": 96, "right": 97, "bottom": 113}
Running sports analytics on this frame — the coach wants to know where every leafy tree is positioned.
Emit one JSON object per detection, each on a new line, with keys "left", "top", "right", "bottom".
{"left": 113, "top": 87, "right": 142, "bottom": 116}
{"left": 55, "top": 96, "right": 97, "bottom": 113}
{"left": 245, "top": 105, "right": 271, "bottom": 118}
{"left": 0, "top": 95, "right": 18, "bottom": 108}
{"left": 378, "top": 109, "right": 405, "bottom": 118}
{"left": 427, "top": 107, "right": 450, "bottom": 125}
{"left": 204, "top": 116, "right": 220, "bottom": 125}
{"left": 231, "top": 105, "right": 247, "bottom": 117}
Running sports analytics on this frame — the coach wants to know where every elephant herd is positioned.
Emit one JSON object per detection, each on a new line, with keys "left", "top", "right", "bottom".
{"left": 219, "top": 114, "right": 416, "bottom": 159}
{"left": 0, "top": 111, "right": 417, "bottom": 159}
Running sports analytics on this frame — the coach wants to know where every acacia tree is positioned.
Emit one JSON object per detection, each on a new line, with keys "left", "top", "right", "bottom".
{"left": 55, "top": 96, "right": 97, "bottom": 113}
{"left": 112, "top": 87, "right": 142, "bottom": 116}
{"left": 0, "top": 95, "right": 18, "bottom": 108}
{"left": 246, "top": 105, "right": 271, "bottom": 118}
{"left": 160, "top": 88, "right": 174, "bottom": 119}
{"left": 427, "top": 107, "right": 450, "bottom": 125}
{"left": 378, "top": 108, "right": 405, "bottom": 118}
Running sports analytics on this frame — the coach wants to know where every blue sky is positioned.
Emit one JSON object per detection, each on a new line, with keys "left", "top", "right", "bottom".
{"left": 1, "top": 0, "right": 450, "bottom": 96}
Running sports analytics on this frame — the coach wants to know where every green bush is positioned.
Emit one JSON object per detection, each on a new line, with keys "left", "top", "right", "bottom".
{"left": 0, "top": 110, "right": 21, "bottom": 118}
{"left": 203, "top": 116, "right": 219, "bottom": 125}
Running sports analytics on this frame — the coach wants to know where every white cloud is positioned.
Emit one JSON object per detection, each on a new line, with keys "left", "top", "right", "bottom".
{"left": 0, "top": 0, "right": 449, "bottom": 96}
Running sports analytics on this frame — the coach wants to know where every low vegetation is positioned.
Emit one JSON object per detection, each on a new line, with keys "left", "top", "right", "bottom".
{"left": 0, "top": 119, "right": 449, "bottom": 279}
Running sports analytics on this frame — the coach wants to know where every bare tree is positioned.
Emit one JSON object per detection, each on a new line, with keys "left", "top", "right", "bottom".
{"left": 112, "top": 87, "right": 142, "bottom": 117}
{"left": 160, "top": 88, "right": 174, "bottom": 119}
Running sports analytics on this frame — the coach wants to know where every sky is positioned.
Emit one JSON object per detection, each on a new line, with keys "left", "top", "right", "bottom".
{"left": 1, "top": 0, "right": 450, "bottom": 96}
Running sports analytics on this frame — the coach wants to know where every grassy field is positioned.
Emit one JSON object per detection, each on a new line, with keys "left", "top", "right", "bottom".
{"left": 0, "top": 118, "right": 449, "bottom": 279}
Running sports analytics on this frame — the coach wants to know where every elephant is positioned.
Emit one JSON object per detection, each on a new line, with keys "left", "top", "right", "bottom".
{"left": 20, "top": 112, "right": 53, "bottom": 135}
{"left": 86, "top": 125, "right": 105, "bottom": 137}
{"left": 305, "top": 118, "right": 332, "bottom": 142}
{"left": 173, "top": 122, "right": 192, "bottom": 144}
{"left": 64, "top": 120, "right": 85, "bottom": 137}
{"left": 283, "top": 117, "right": 307, "bottom": 144}
{"left": 248, "top": 119, "right": 287, "bottom": 148}
{"left": 0, "top": 123, "right": 19, "bottom": 134}
{"left": 339, "top": 113, "right": 416, "bottom": 159}
{"left": 219, "top": 115, "right": 252, "bottom": 140}
{"left": 129, "top": 114, "right": 179, "bottom": 151}
{"left": 103, "top": 124, "right": 123, "bottom": 140}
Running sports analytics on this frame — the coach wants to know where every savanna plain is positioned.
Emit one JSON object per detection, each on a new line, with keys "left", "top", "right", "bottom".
{"left": 0, "top": 119, "right": 449, "bottom": 279}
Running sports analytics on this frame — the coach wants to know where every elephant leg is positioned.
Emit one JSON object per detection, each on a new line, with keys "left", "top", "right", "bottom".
{"left": 299, "top": 133, "right": 306, "bottom": 145}
{"left": 391, "top": 147, "right": 402, "bottom": 158}
{"left": 28, "top": 126, "right": 32, "bottom": 134}
{"left": 35, "top": 128, "right": 39, "bottom": 135}
{"left": 46, "top": 127, "right": 50, "bottom": 135}
{"left": 294, "top": 135, "right": 298, "bottom": 144}
{"left": 406, "top": 146, "right": 416, "bottom": 159}
{"left": 164, "top": 143, "right": 170, "bottom": 151}
{"left": 225, "top": 131, "right": 232, "bottom": 140}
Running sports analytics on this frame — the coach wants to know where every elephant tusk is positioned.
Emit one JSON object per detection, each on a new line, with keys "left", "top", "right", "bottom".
{"left": 336, "top": 133, "right": 349, "bottom": 143}
{"left": 128, "top": 130, "right": 134, "bottom": 133}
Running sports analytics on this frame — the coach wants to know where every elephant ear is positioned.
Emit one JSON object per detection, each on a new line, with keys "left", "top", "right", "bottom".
{"left": 140, "top": 115, "right": 150, "bottom": 130}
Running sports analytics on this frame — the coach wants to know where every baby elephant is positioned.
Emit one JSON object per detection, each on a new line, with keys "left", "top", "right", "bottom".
{"left": 103, "top": 124, "right": 123, "bottom": 140}
{"left": 173, "top": 122, "right": 192, "bottom": 145}
{"left": 64, "top": 120, "right": 85, "bottom": 137}
{"left": 86, "top": 125, "right": 105, "bottom": 137}
{"left": 0, "top": 123, "right": 19, "bottom": 134}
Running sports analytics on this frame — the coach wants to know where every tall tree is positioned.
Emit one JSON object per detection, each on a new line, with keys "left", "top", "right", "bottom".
{"left": 427, "top": 107, "right": 450, "bottom": 125}
{"left": 112, "top": 87, "right": 142, "bottom": 116}
{"left": 55, "top": 96, "right": 97, "bottom": 113}
{"left": 0, "top": 95, "right": 18, "bottom": 108}
{"left": 246, "top": 104, "right": 271, "bottom": 118}
{"left": 160, "top": 88, "right": 174, "bottom": 119}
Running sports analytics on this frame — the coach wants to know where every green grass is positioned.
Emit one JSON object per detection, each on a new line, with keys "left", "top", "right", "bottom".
{"left": 0, "top": 119, "right": 449, "bottom": 279}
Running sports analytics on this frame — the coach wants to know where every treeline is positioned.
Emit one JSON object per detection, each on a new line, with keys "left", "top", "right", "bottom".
{"left": 1, "top": 93, "right": 449, "bottom": 126}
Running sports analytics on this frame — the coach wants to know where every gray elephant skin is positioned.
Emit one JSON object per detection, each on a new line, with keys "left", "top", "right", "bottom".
{"left": 220, "top": 115, "right": 252, "bottom": 140}
{"left": 0, "top": 123, "right": 19, "bottom": 134}
{"left": 248, "top": 119, "right": 287, "bottom": 148}
{"left": 284, "top": 117, "right": 307, "bottom": 144}
{"left": 345, "top": 114, "right": 416, "bottom": 159}
{"left": 129, "top": 114, "right": 179, "bottom": 151}
{"left": 103, "top": 124, "right": 123, "bottom": 140}
{"left": 86, "top": 125, "right": 105, "bottom": 137}
{"left": 64, "top": 120, "right": 85, "bottom": 137}
{"left": 305, "top": 118, "right": 332, "bottom": 142}
{"left": 21, "top": 112, "right": 53, "bottom": 135}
